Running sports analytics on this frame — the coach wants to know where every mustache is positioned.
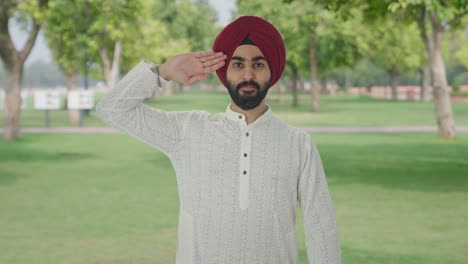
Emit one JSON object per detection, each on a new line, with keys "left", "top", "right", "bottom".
{"left": 236, "top": 81, "right": 260, "bottom": 92}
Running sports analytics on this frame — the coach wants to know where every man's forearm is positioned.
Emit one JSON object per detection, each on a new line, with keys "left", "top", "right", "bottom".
{"left": 96, "top": 59, "right": 165, "bottom": 119}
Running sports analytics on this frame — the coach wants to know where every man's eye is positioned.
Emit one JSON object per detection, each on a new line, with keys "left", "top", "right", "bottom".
{"left": 234, "top": 62, "right": 243, "bottom": 68}
{"left": 254, "top": 63, "right": 264, "bottom": 68}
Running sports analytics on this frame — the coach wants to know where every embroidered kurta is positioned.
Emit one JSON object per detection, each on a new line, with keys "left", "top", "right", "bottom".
{"left": 96, "top": 60, "right": 341, "bottom": 264}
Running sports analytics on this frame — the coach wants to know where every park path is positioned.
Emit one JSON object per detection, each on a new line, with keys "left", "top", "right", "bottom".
{"left": 1, "top": 126, "right": 468, "bottom": 134}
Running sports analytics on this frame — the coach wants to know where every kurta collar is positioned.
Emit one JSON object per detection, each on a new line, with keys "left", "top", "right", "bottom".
{"left": 224, "top": 102, "right": 273, "bottom": 126}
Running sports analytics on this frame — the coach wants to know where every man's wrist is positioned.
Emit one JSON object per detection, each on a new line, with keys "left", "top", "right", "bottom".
{"left": 158, "top": 62, "right": 171, "bottom": 81}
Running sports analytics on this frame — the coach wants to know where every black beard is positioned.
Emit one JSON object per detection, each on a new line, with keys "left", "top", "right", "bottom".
{"left": 226, "top": 80, "right": 270, "bottom": 110}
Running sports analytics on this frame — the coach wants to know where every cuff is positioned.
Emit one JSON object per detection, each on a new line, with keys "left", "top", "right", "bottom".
{"left": 141, "top": 59, "right": 170, "bottom": 87}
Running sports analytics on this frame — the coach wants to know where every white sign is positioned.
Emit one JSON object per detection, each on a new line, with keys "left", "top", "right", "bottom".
{"left": 21, "top": 91, "right": 28, "bottom": 109}
{"left": 34, "top": 90, "right": 62, "bottom": 110}
{"left": 67, "top": 90, "right": 95, "bottom": 110}
{"left": 0, "top": 90, "right": 28, "bottom": 110}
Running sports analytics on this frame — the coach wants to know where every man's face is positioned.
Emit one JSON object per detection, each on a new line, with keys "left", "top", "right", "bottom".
{"left": 226, "top": 45, "right": 272, "bottom": 110}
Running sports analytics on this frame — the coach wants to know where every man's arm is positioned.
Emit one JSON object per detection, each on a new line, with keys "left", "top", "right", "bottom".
{"left": 96, "top": 60, "right": 188, "bottom": 157}
{"left": 95, "top": 51, "right": 227, "bottom": 158}
{"left": 298, "top": 138, "right": 341, "bottom": 263}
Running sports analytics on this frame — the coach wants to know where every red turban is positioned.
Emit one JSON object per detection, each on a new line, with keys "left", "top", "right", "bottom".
{"left": 212, "top": 16, "right": 286, "bottom": 88}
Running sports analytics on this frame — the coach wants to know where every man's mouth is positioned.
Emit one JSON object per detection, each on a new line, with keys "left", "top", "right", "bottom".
{"left": 240, "top": 85, "right": 257, "bottom": 93}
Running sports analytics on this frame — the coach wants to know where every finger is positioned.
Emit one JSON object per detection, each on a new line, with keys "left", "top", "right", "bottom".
{"left": 199, "top": 52, "right": 225, "bottom": 63}
{"left": 188, "top": 74, "right": 209, "bottom": 84}
{"left": 203, "top": 54, "right": 227, "bottom": 67}
{"left": 204, "top": 60, "right": 226, "bottom": 74}
{"left": 194, "top": 50, "right": 216, "bottom": 58}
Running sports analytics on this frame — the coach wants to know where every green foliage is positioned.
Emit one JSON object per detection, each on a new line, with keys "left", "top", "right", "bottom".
{"left": 120, "top": 0, "right": 191, "bottom": 72}
{"left": 44, "top": 0, "right": 219, "bottom": 77}
{"left": 389, "top": 0, "right": 467, "bottom": 26}
{"left": 346, "top": 59, "right": 388, "bottom": 86}
{"left": 151, "top": 0, "right": 220, "bottom": 51}
{"left": 441, "top": 24, "right": 468, "bottom": 86}
{"left": 44, "top": 0, "right": 143, "bottom": 77}
{"left": 368, "top": 19, "right": 423, "bottom": 76}
{"left": 16, "top": 0, "right": 49, "bottom": 23}
{"left": 44, "top": 0, "right": 88, "bottom": 74}
{"left": 447, "top": 19, "right": 468, "bottom": 68}
{"left": 452, "top": 71, "right": 468, "bottom": 87}
{"left": 238, "top": 0, "right": 369, "bottom": 78}
{"left": 314, "top": 8, "right": 369, "bottom": 75}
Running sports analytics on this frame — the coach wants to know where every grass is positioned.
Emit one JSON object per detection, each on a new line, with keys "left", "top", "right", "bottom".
{"left": 2, "top": 89, "right": 468, "bottom": 128}
{"left": 1, "top": 133, "right": 467, "bottom": 263}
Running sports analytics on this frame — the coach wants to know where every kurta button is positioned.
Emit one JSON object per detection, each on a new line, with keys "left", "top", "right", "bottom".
{"left": 243, "top": 170, "right": 247, "bottom": 174}
{"left": 244, "top": 153, "right": 247, "bottom": 157}
{"left": 238, "top": 115, "right": 242, "bottom": 119}
{"left": 246, "top": 132, "right": 249, "bottom": 136}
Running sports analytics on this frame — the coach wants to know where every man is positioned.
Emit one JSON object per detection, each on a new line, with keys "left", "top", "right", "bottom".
{"left": 96, "top": 16, "right": 341, "bottom": 264}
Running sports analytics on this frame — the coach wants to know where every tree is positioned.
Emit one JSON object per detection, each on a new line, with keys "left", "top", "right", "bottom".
{"left": 120, "top": 0, "right": 191, "bottom": 72}
{"left": 86, "top": 0, "right": 143, "bottom": 91}
{"left": 238, "top": 0, "right": 367, "bottom": 111}
{"left": 367, "top": 19, "right": 422, "bottom": 100}
{"left": 150, "top": 0, "right": 219, "bottom": 52}
{"left": 0, "top": 0, "right": 48, "bottom": 140}
{"left": 387, "top": 0, "right": 467, "bottom": 138}
{"left": 318, "top": 0, "right": 467, "bottom": 138}
{"left": 44, "top": 0, "right": 88, "bottom": 125}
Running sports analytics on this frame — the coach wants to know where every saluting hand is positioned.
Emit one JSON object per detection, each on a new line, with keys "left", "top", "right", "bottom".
{"left": 158, "top": 51, "right": 227, "bottom": 85}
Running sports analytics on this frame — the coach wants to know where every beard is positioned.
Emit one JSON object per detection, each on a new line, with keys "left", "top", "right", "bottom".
{"left": 226, "top": 79, "right": 271, "bottom": 110}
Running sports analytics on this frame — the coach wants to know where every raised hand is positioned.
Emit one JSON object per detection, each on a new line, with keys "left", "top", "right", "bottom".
{"left": 158, "top": 51, "right": 227, "bottom": 85}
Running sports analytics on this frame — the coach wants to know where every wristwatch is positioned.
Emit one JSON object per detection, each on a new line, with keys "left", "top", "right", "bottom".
{"left": 146, "top": 59, "right": 163, "bottom": 88}
{"left": 154, "top": 64, "right": 163, "bottom": 88}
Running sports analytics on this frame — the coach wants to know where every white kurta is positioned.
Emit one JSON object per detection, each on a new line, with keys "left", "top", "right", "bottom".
{"left": 96, "top": 60, "right": 341, "bottom": 264}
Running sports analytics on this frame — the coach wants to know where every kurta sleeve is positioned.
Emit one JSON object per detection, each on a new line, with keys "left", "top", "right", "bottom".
{"left": 298, "top": 136, "right": 341, "bottom": 263}
{"left": 95, "top": 59, "right": 193, "bottom": 158}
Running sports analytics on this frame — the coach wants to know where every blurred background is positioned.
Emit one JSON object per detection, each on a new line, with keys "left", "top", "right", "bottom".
{"left": 1, "top": 0, "right": 467, "bottom": 263}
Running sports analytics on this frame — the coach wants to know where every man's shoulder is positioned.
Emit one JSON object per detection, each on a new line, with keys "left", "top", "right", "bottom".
{"left": 168, "top": 109, "right": 210, "bottom": 117}
{"left": 271, "top": 115, "right": 308, "bottom": 135}
{"left": 270, "top": 115, "right": 316, "bottom": 145}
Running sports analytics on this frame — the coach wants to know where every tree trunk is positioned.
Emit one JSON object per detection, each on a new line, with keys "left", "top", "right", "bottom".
{"left": 4, "top": 65, "right": 23, "bottom": 140}
{"left": 389, "top": 71, "right": 399, "bottom": 101}
{"left": 288, "top": 61, "right": 299, "bottom": 107}
{"left": 309, "top": 39, "right": 320, "bottom": 112}
{"left": 99, "top": 39, "right": 122, "bottom": 90}
{"left": 419, "top": 64, "right": 431, "bottom": 101}
{"left": 65, "top": 72, "right": 80, "bottom": 126}
{"left": 429, "top": 12, "right": 456, "bottom": 139}
{"left": 0, "top": 8, "right": 41, "bottom": 140}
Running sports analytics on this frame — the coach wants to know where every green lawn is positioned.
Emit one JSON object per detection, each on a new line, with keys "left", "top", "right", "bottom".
{"left": 1, "top": 133, "right": 467, "bottom": 263}
{"left": 2, "top": 89, "right": 468, "bottom": 128}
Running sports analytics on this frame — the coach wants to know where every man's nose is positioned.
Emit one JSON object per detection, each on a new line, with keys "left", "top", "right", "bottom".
{"left": 241, "top": 68, "right": 255, "bottom": 81}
